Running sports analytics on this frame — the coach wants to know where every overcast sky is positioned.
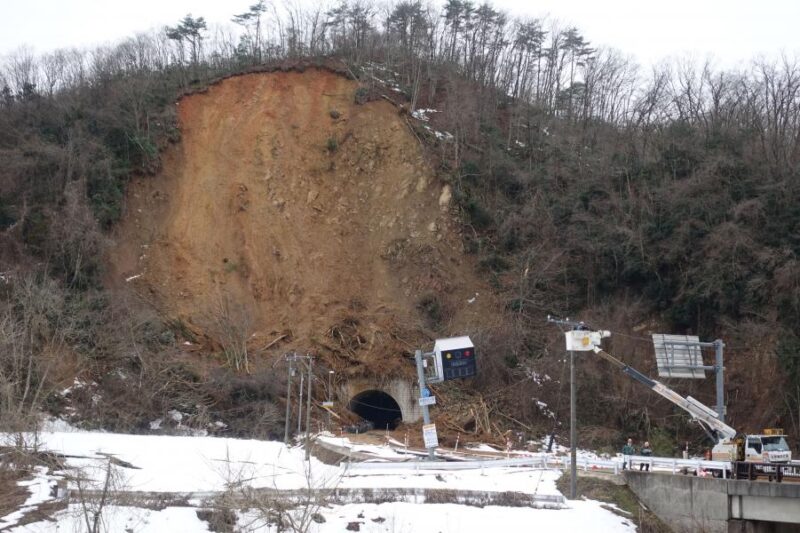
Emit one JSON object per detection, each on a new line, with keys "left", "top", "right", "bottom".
{"left": 1, "top": 0, "right": 797, "bottom": 68}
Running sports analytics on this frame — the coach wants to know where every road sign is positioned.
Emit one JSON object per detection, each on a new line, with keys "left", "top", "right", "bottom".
{"left": 322, "top": 401, "right": 334, "bottom": 408}
{"left": 421, "top": 387, "right": 431, "bottom": 398}
{"left": 419, "top": 396, "right": 436, "bottom": 407}
{"left": 422, "top": 423, "right": 439, "bottom": 449}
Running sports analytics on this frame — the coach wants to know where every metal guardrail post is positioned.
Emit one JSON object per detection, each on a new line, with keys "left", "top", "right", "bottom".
{"left": 714, "top": 339, "right": 725, "bottom": 423}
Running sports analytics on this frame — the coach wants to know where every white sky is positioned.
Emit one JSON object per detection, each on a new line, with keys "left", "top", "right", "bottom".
{"left": 0, "top": 0, "right": 798, "bottom": 68}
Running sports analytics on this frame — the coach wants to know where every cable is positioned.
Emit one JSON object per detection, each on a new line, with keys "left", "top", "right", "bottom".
{"left": 348, "top": 397, "right": 404, "bottom": 413}
{"left": 605, "top": 329, "right": 656, "bottom": 344}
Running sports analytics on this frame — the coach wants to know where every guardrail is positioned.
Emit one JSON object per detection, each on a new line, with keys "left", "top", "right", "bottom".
{"left": 733, "top": 461, "right": 800, "bottom": 482}
{"left": 341, "top": 453, "right": 733, "bottom": 478}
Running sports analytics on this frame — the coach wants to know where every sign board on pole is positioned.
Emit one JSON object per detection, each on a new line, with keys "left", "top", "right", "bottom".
{"left": 652, "top": 334, "right": 705, "bottom": 379}
{"left": 433, "top": 336, "right": 477, "bottom": 381}
{"left": 565, "top": 330, "right": 606, "bottom": 351}
{"left": 422, "top": 423, "right": 439, "bottom": 449}
{"left": 421, "top": 387, "right": 431, "bottom": 398}
{"left": 419, "top": 396, "right": 436, "bottom": 407}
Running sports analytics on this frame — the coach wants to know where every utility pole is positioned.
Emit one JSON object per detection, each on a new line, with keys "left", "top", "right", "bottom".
{"left": 305, "top": 356, "right": 313, "bottom": 460}
{"left": 327, "top": 370, "right": 335, "bottom": 429}
{"left": 284, "top": 355, "right": 294, "bottom": 444}
{"left": 714, "top": 339, "right": 725, "bottom": 424}
{"left": 569, "top": 345, "right": 576, "bottom": 500}
{"left": 547, "top": 316, "right": 586, "bottom": 500}
{"left": 284, "top": 352, "right": 314, "bottom": 457}
{"left": 415, "top": 349, "right": 436, "bottom": 461}
{"left": 298, "top": 370, "right": 304, "bottom": 435}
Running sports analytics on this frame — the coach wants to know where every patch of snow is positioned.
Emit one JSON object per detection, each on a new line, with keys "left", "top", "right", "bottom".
{"left": 0, "top": 466, "right": 59, "bottom": 530}
{"left": 40, "top": 417, "right": 81, "bottom": 433}
{"left": 125, "top": 273, "right": 143, "bottom": 282}
{"left": 286, "top": 501, "right": 635, "bottom": 532}
{"left": 464, "top": 443, "right": 499, "bottom": 453}
{"left": 1, "top": 431, "right": 634, "bottom": 532}
{"left": 535, "top": 400, "right": 556, "bottom": 419}
{"left": 411, "top": 108, "right": 438, "bottom": 122}
{"left": 150, "top": 418, "right": 163, "bottom": 430}
{"left": 10, "top": 505, "right": 212, "bottom": 533}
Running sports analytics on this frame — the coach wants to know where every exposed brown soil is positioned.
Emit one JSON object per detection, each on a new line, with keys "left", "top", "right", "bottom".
{"left": 0, "top": 468, "right": 28, "bottom": 519}
{"left": 109, "top": 68, "right": 498, "bottom": 377}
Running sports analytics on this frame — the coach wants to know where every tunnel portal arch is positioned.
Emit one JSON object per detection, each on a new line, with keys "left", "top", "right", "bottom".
{"left": 349, "top": 389, "right": 403, "bottom": 430}
{"left": 340, "top": 379, "right": 422, "bottom": 427}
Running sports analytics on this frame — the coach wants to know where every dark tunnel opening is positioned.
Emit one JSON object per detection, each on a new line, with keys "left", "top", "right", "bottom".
{"left": 349, "top": 390, "right": 403, "bottom": 430}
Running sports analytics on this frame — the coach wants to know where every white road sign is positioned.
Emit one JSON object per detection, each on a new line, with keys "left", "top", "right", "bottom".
{"left": 418, "top": 396, "right": 437, "bottom": 406}
{"left": 422, "top": 423, "right": 439, "bottom": 449}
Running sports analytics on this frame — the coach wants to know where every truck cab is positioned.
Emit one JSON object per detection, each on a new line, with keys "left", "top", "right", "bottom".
{"left": 745, "top": 431, "right": 792, "bottom": 463}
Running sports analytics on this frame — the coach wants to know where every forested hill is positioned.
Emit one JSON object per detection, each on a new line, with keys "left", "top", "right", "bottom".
{"left": 1, "top": 1, "right": 799, "bottom": 447}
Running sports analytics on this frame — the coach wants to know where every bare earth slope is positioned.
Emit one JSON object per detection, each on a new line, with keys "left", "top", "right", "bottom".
{"left": 109, "top": 68, "right": 496, "bottom": 375}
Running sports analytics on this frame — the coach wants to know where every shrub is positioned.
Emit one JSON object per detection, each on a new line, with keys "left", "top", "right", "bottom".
{"left": 416, "top": 294, "right": 445, "bottom": 330}
{"left": 326, "top": 136, "right": 338, "bottom": 152}
{"left": 354, "top": 87, "right": 369, "bottom": 105}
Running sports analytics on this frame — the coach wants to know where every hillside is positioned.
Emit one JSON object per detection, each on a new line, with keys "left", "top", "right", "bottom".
{"left": 0, "top": 0, "right": 798, "bottom": 452}
{"left": 109, "top": 68, "right": 497, "bottom": 378}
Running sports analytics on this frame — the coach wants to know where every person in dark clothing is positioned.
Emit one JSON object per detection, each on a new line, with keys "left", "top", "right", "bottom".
{"left": 622, "top": 438, "right": 635, "bottom": 470}
{"left": 639, "top": 441, "right": 653, "bottom": 471}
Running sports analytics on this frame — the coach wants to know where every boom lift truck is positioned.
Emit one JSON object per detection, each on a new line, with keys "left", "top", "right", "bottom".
{"left": 567, "top": 330, "right": 792, "bottom": 465}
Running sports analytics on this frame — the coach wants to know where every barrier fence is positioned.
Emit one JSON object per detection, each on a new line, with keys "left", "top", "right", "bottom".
{"left": 341, "top": 453, "right": 733, "bottom": 477}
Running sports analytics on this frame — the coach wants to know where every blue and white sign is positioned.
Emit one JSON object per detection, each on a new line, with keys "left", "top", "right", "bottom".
{"left": 421, "top": 387, "right": 431, "bottom": 398}
{"left": 419, "top": 396, "right": 436, "bottom": 407}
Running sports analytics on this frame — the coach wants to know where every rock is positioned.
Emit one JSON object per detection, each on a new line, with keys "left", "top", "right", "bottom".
{"left": 346, "top": 521, "right": 361, "bottom": 531}
{"left": 311, "top": 513, "right": 326, "bottom": 524}
{"left": 438, "top": 184, "right": 452, "bottom": 209}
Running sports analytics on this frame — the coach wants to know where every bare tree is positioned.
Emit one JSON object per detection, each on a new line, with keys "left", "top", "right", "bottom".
{"left": 206, "top": 292, "right": 255, "bottom": 374}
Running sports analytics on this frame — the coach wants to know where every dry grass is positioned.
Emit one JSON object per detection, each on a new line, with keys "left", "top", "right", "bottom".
{"left": 556, "top": 473, "right": 671, "bottom": 533}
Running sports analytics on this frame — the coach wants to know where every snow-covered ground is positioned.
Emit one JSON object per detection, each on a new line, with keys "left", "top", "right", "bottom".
{"left": 1, "top": 428, "right": 636, "bottom": 532}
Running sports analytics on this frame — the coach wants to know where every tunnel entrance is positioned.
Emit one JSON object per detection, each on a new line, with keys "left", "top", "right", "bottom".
{"left": 349, "top": 390, "right": 403, "bottom": 430}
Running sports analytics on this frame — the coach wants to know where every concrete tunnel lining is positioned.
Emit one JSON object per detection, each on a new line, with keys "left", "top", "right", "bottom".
{"left": 349, "top": 389, "right": 403, "bottom": 430}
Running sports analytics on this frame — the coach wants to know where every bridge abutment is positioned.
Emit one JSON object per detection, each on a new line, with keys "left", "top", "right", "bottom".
{"left": 625, "top": 471, "right": 800, "bottom": 533}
